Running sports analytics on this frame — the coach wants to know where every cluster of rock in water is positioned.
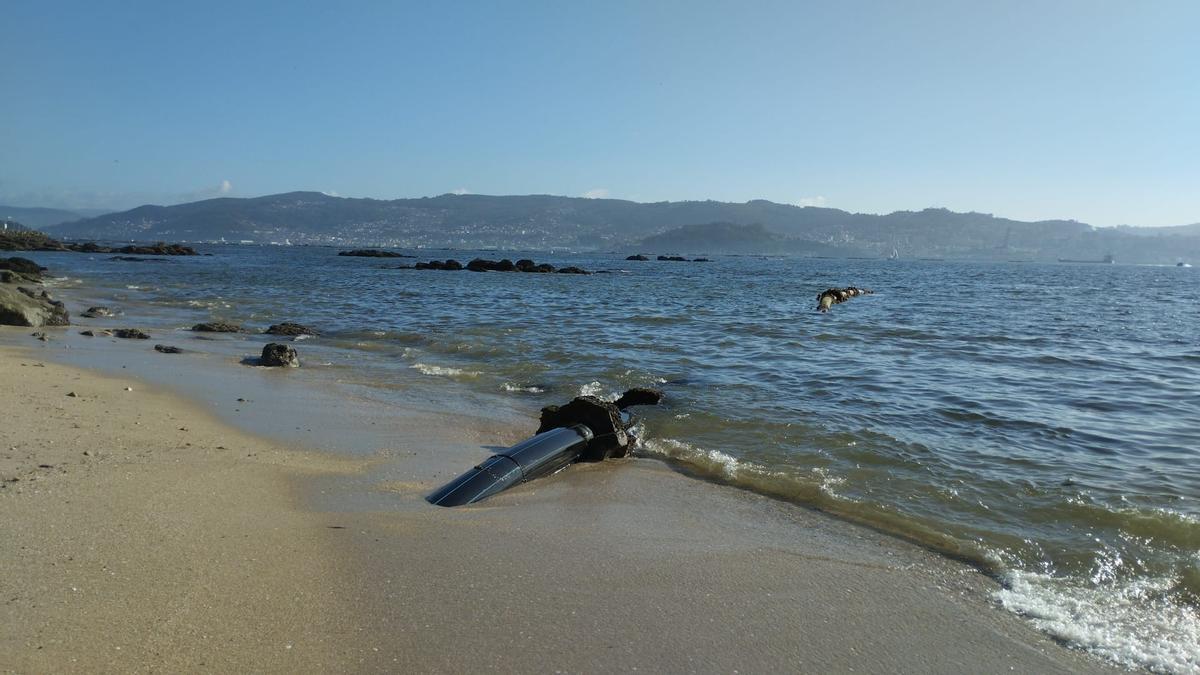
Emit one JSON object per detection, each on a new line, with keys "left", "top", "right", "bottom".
{"left": 411, "top": 257, "right": 590, "bottom": 274}
{"left": 625, "top": 254, "right": 711, "bottom": 262}
{"left": 816, "top": 286, "right": 873, "bottom": 312}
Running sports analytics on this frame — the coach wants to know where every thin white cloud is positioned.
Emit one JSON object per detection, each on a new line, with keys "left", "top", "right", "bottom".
{"left": 218, "top": 179, "right": 233, "bottom": 194}
{"left": 451, "top": 187, "right": 470, "bottom": 195}
{"left": 582, "top": 188, "right": 610, "bottom": 199}
{"left": 796, "top": 195, "right": 827, "bottom": 207}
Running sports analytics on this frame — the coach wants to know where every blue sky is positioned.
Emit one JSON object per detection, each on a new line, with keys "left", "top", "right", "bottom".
{"left": 3, "top": 0, "right": 1197, "bottom": 226}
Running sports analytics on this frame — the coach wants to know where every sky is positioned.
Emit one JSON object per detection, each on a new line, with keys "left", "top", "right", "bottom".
{"left": 3, "top": 0, "right": 1198, "bottom": 226}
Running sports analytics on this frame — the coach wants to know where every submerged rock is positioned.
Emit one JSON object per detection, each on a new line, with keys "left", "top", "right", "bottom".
{"left": 113, "top": 328, "right": 151, "bottom": 339}
{"left": 260, "top": 343, "right": 299, "bottom": 367}
{"left": 81, "top": 306, "right": 113, "bottom": 318}
{"left": 154, "top": 344, "right": 183, "bottom": 354}
{"left": 626, "top": 254, "right": 649, "bottom": 261}
{"left": 614, "top": 387, "right": 664, "bottom": 409}
{"left": 657, "top": 255, "right": 688, "bottom": 262}
{"left": 338, "top": 249, "right": 413, "bottom": 258}
{"left": 556, "top": 266, "right": 591, "bottom": 275}
{"left": 264, "top": 322, "right": 320, "bottom": 337}
{"left": 80, "top": 330, "right": 95, "bottom": 337}
{"left": 192, "top": 322, "right": 243, "bottom": 333}
{"left": 109, "top": 256, "right": 168, "bottom": 262}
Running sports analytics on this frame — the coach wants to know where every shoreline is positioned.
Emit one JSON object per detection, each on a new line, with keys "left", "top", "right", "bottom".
{"left": 0, "top": 333, "right": 1116, "bottom": 672}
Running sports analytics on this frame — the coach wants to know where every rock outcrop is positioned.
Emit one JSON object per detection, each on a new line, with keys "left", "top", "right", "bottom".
{"left": 537, "top": 396, "right": 630, "bottom": 461}
{"left": 154, "top": 344, "right": 183, "bottom": 354}
{"left": 112, "top": 328, "right": 151, "bottom": 339}
{"left": 260, "top": 343, "right": 299, "bottom": 367}
{"left": 1, "top": 227, "right": 197, "bottom": 255}
{"left": 0, "top": 286, "right": 69, "bottom": 327}
{"left": 81, "top": 306, "right": 114, "bottom": 318}
{"left": 626, "top": 254, "right": 649, "bottom": 261}
{"left": 0, "top": 257, "right": 46, "bottom": 277}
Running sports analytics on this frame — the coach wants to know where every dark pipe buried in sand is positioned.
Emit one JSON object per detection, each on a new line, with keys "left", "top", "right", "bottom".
{"left": 427, "top": 388, "right": 663, "bottom": 507}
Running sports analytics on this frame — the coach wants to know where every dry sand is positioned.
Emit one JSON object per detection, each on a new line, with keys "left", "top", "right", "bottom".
{"left": 0, "top": 343, "right": 1116, "bottom": 673}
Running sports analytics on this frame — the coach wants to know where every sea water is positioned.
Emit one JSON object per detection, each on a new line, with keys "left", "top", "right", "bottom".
{"left": 31, "top": 246, "right": 1200, "bottom": 671}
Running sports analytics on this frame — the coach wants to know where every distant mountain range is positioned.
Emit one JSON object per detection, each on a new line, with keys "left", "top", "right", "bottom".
{"left": 0, "top": 205, "right": 110, "bottom": 229}
{"left": 28, "top": 191, "right": 1200, "bottom": 263}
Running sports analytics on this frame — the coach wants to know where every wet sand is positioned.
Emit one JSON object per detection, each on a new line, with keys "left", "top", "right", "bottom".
{"left": 0, "top": 339, "right": 1115, "bottom": 672}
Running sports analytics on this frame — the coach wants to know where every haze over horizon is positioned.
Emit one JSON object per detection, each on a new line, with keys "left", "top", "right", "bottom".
{"left": 5, "top": 1, "right": 1198, "bottom": 227}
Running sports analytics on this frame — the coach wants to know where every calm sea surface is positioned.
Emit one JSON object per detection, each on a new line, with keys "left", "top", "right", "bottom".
{"left": 35, "top": 246, "right": 1200, "bottom": 671}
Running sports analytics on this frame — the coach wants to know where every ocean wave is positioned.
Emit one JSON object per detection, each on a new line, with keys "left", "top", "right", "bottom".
{"left": 995, "top": 570, "right": 1200, "bottom": 673}
{"left": 410, "top": 363, "right": 479, "bottom": 378}
{"left": 644, "top": 437, "right": 742, "bottom": 478}
{"left": 502, "top": 382, "right": 545, "bottom": 393}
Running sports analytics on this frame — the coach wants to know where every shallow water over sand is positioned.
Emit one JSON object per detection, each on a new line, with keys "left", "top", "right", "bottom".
{"left": 28, "top": 246, "right": 1200, "bottom": 671}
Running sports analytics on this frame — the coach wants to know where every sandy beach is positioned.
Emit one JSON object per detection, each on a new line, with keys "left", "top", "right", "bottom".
{"left": 0, "top": 339, "right": 1115, "bottom": 673}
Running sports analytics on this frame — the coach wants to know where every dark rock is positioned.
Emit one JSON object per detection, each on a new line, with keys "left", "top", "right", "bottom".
{"left": 626, "top": 254, "right": 649, "bottom": 261}
{"left": 113, "top": 328, "right": 151, "bottom": 339}
{"left": 556, "top": 266, "right": 591, "bottom": 275}
{"left": 109, "top": 256, "right": 167, "bottom": 262}
{"left": 192, "top": 322, "right": 242, "bottom": 333}
{"left": 537, "top": 396, "right": 630, "bottom": 461}
{"left": 338, "top": 249, "right": 413, "bottom": 258}
{"left": 264, "top": 322, "right": 320, "bottom": 337}
{"left": 657, "top": 255, "right": 688, "bottom": 262}
{"left": 613, "top": 387, "right": 664, "bottom": 410}
{"left": 692, "top": 258, "right": 712, "bottom": 262}
{"left": 108, "top": 242, "right": 197, "bottom": 256}
{"left": 81, "top": 306, "right": 113, "bottom": 318}
{"left": 80, "top": 330, "right": 95, "bottom": 337}
{"left": 496, "top": 259, "right": 516, "bottom": 272}
{"left": 515, "top": 259, "right": 537, "bottom": 271}
{"left": 415, "top": 259, "right": 462, "bottom": 270}
{"left": 31, "top": 331, "right": 48, "bottom": 341}
{"left": 466, "top": 258, "right": 497, "bottom": 272}
{"left": 0, "top": 257, "right": 46, "bottom": 276}
{"left": 0, "top": 270, "right": 39, "bottom": 284}
{"left": 530, "top": 263, "right": 555, "bottom": 273}
{"left": 154, "top": 344, "right": 183, "bottom": 354}
{"left": 260, "top": 343, "right": 299, "bottom": 367}
{"left": 71, "top": 242, "right": 110, "bottom": 253}
{"left": 816, "top": 286, "right": 872, "bottom": 312}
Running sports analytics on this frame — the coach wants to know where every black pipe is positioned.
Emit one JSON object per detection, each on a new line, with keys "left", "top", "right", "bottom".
{"left": 427, "top": 425, "right": 594, "bottom": 507}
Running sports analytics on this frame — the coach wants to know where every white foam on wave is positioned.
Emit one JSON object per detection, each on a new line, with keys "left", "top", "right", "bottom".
{"left": 577, "top": 381, "right": 618, "bottom": 401}
{"left": 502, "top": 382, "right": 544, "bottom": 393}
{"left": 410, "top": 363, "right": 478, "bottom": 378}
{"left": 994, "top": 569, "right": 1200, "bottom": 673}
{"left": 643, "top": 437, "right": 741, "bottom": 479}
